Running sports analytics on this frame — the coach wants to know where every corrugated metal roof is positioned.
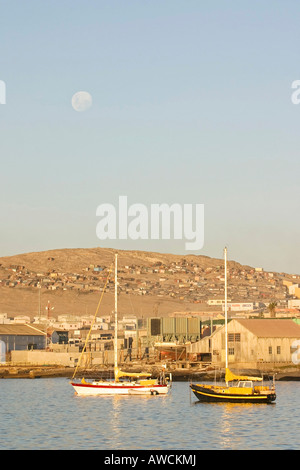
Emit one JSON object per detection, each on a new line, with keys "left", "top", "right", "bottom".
{"left": 0, "top": 324, "right": 45, "bottom": 336}
{"left": 236, "top": 319, "right": 300, "bottom": 338}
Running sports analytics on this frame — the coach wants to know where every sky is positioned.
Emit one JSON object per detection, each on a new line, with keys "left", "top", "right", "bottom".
{"left": 0, "top": 0, "right": 300, "bottom": 273}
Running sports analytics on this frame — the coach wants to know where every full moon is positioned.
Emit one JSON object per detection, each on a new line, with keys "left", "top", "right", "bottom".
{"left": 71, "top": 91, "right": 92, "bottom": 112}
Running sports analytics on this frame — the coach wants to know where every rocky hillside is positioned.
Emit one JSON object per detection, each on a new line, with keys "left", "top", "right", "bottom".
{"left": 0, "top": 247, "right": 296, "bottom": 319}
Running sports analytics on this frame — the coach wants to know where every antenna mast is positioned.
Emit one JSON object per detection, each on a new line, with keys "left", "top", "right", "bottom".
{"left": 114, "top": 254, "right": 118, "bottom": 378}
{"left": 224, "top": 247, "right": 228, "bottom": 376}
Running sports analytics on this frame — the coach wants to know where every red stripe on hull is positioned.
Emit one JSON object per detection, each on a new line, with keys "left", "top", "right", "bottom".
{"left": 71, "top": 382, "right": 166, "bottom": 389}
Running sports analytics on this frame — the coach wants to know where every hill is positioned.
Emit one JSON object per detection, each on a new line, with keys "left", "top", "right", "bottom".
{"left": 0, "top": 247, "right": 294, "bottom": 319}
{"left": 0, "top": 247, "right": 230, "bottom": 273}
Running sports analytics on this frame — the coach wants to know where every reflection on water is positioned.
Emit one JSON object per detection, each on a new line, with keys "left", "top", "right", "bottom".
{"left": 109, "top": 393, "right": 171, "bottom": 449}
{"left": 192, "top": 390, "right": 283, "bottom": 450}
{"left": 0, "top": 379, "right": 299, "bottom": 449}
{"left": 218, "top": 403, "right": 267, "bottom": 449}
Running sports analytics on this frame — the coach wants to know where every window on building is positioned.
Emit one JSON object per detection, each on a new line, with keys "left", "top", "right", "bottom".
{"left": 277, "top": 346, "right": 281, "bottom": 354}
{"left": 269, "top": 346, "right": 272, "bottom": 355}
{"left": 228, "top": 333, "right": 241, "bottom": 342}
{"left": 228, "top": 347, "right": 235, "bottom": 355}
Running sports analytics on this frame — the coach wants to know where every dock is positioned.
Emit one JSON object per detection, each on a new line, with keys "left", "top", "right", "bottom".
{"left": 1, "top": 363, "right": 299, "bottom": 380}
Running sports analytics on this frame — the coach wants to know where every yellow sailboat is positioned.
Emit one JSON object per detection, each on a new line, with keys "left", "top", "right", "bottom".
{"left": 190, "top": 248, "right": 276, "bottom": 404}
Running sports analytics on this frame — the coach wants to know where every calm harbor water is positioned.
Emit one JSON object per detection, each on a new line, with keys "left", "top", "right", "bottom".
{"left": 0, "top": 378, "right": 299, "bottom": 450}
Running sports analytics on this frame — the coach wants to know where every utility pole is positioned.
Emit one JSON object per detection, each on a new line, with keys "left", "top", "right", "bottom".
{"left": 45, "top": 301, "right": 54, "bottom": 350}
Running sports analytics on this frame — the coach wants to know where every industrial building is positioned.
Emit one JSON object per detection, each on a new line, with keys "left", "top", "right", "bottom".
{"left": 187, "top": 319, "right": 300, "bottom": 368}
{"left": 0, "top": 324, "right": 46, "bottom": 362}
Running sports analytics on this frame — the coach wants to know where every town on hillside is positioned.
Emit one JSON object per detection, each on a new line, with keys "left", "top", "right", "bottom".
{"left": 0, "top": 251, "right": 300, "bottom": 316}
{"left": 0, "top": 249, "right": 300, "bottom": 374}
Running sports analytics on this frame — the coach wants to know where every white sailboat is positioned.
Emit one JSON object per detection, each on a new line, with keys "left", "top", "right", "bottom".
{"left": 71, "top": 254, "right": 172, "bottom": 396}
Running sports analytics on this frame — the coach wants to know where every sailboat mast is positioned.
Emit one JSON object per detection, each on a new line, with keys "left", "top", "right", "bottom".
{"left": 114, "top": 253, "right": 118, "bottom": 377}
{"left": 224, "top": 247, "right": 228, "bottom": 372}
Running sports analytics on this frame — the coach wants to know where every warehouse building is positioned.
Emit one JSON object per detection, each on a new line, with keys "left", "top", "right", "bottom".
{"left": 0, "top": 324, "right": 46, "bottom": 362}
{"left": 187, "top": 319, "right": 300, "bottom": 368}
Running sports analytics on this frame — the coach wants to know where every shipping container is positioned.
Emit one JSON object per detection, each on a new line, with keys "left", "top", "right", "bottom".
{"left": 149, "top": 318, "right": 161, "bottom": 336}
{"left": 175, "top": 317, "right": 188, "bottom": 335}
{"left": 187, "top": 318, "right": 201, "bottom": 335}
{"left": 162, "top": 317, "right": 176, "bottom": 335}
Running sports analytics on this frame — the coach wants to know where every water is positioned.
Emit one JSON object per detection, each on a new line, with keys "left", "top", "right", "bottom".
{"left": 0, "top": 378, "right": 299, "bottom": 450}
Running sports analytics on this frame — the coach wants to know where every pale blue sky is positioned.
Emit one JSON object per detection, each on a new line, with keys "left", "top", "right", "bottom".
{"left": 0, "top": 1, "right": 299, "bottom": 273}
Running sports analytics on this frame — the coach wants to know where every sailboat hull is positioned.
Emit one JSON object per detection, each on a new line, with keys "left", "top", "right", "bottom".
{"left": 71, "top": 381, "right": 170, "bottom": 396}
{"left": 190, "top": 384, "right": 276, "bottom": 404}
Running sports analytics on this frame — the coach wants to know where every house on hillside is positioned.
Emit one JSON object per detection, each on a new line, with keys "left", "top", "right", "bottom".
{"left": 187, "top": 319, "right": 300, "bottom": 368}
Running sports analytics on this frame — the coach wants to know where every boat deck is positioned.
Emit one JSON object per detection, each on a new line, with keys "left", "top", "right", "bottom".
{"left": 190, "top": 383, "right": 276, "bottom": 403}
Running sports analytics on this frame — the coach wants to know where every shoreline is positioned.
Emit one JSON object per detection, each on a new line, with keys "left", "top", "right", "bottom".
{"left": 1, "top": 364, "right": 300, "bottom": 381}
